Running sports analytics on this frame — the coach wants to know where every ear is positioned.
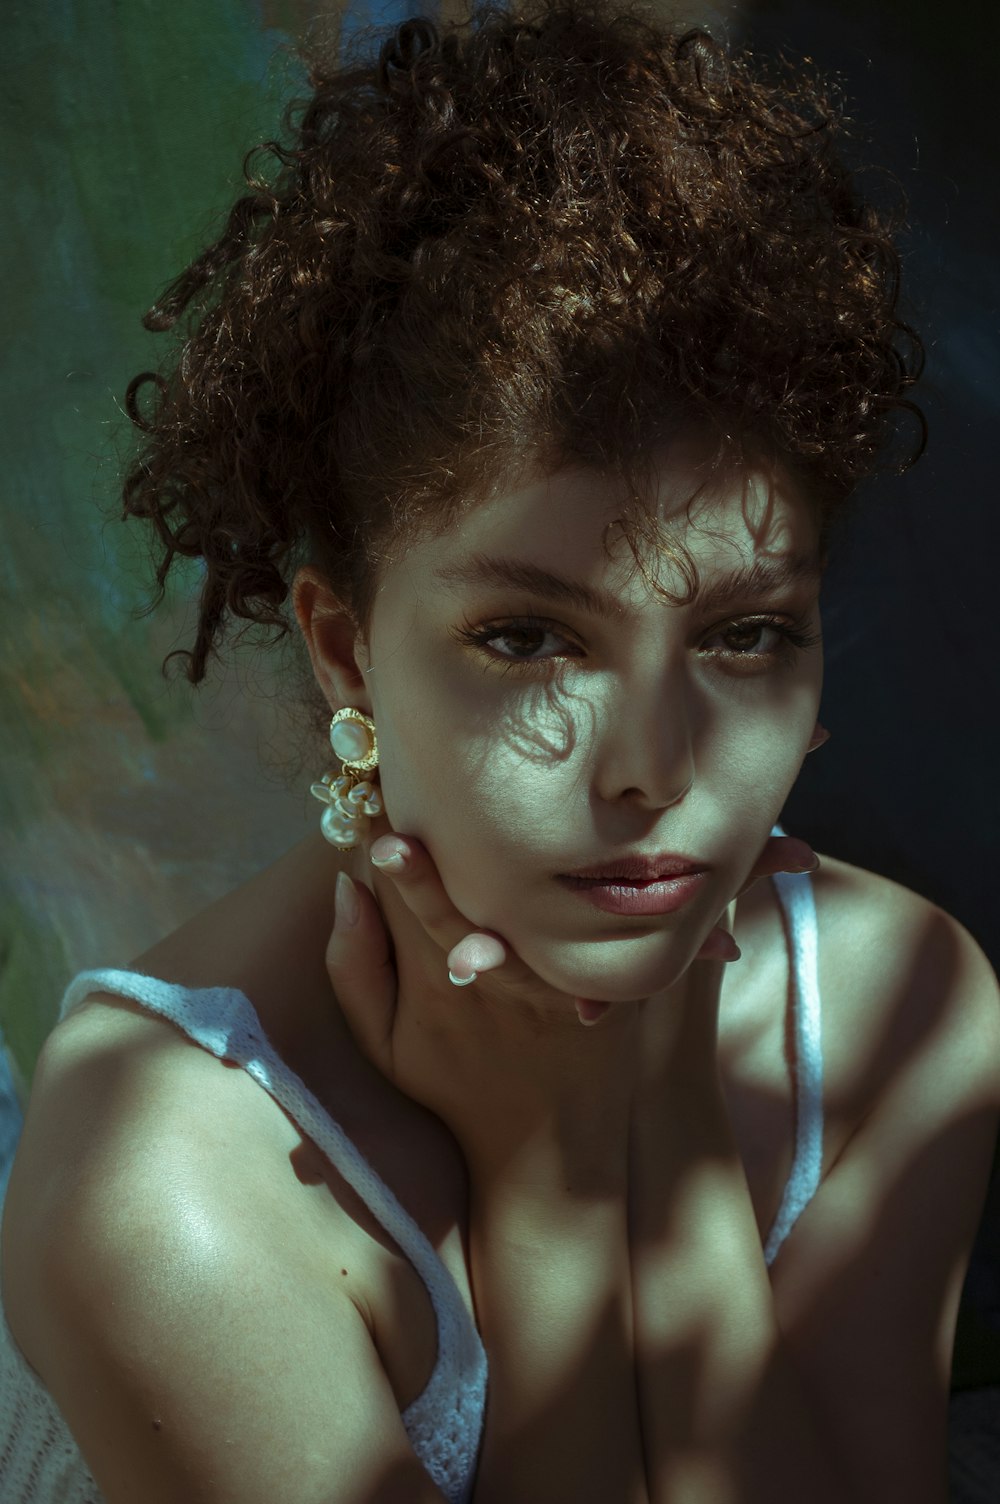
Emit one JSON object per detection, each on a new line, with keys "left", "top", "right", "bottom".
{"left": 291, "top": 566, "right": 372, "bottom": 714}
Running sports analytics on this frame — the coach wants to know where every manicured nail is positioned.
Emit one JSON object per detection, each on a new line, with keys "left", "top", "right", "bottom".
{"left": 576, "top": 998, "right": 612, "bottom": 1025}
{"left": 448, "top": 969, "right": 478, "bottom": 987}
{"left": 335, "top": 870, "right": 360, "bottom": 929}
{"left": 370, "top": 838, "right": 407, "bottom": 872}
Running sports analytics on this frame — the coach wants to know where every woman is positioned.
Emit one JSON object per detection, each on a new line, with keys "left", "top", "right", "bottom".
{"left": 2, "top": 3, "right": 998, "bottom": 1501}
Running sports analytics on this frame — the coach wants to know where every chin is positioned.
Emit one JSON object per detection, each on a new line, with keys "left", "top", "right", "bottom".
{"left": 517, "top": 931, "right": 699, "bottom": 1005}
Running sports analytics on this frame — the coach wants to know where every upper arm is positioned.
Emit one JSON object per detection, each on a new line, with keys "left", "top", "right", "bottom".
{"left": 3, "top": 1019, "right": 448, "bottom": 1504}
{"left": 769, "top": 896, "right": 1000, "bottom": 1503}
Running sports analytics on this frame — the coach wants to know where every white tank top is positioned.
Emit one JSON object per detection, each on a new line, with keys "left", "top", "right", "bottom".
{"left": 0, "top": 827, "right": 822, "bottom": 1502}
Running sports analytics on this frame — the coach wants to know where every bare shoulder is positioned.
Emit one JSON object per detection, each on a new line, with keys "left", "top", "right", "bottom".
{"left": 806, "top": 850, "right": 1000, "bottom": 1131}
{"left": 732, "top": 845, "right": 997, "bottom": 1128}
{"left": 809, "top": 843, "right": 964, "bottom": 962}
{"left": 2, "top": 959, "right": 403, "bottom": 1376}
{"left": 3, "top": 826, "right": 370, "bottom": 1265}
{"left": 3, "top": 841, "right": 468, "bottom": 1416}
{"left": 761, "top": 851, "right": 1000, "bottom": 1501}
{"left": 2, "top": 987, "right": 315, "bottom": 1355}
{"left": 2, "top": 1006, "right": 447, "bottom": 1504}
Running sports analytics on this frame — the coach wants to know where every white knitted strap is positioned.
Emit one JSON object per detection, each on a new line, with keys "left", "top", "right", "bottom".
{"left": 761, "top": 824, "right": 824, "bottom": 1265}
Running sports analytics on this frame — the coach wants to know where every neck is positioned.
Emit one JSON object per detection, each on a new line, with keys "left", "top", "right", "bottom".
{"left": 364, "top": 863, "right": 728, "bottom": 1202}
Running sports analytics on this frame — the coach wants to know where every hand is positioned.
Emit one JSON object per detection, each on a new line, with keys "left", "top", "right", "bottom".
{"left": 326, "top": 832, "right": 820, "bottom": 1084}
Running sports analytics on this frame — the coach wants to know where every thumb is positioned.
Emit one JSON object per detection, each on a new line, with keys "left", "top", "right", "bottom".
{"left": 694, "top": 897, "right": 741, "bottom": 962}
{"left": 325, "top": 871, "right": 399, "bottom": 1077}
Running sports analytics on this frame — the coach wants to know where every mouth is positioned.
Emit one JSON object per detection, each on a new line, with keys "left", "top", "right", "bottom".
{"left": 555, "top": 867, "right": 709, "bottom": 917}
{"left": 559, "top": 853, "right": 707, "bottom": 883}
{"left": 561, "top": 873, "right": 695, "bottom": 889}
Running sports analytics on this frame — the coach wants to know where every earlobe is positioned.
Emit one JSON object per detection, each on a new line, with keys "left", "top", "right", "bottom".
{"left": 291, "top": 565, "right": 372, "bottom": 712}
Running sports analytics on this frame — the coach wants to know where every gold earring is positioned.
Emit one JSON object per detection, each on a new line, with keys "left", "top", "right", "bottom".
{"left": 310, "top": 708, "right": 382, "bottom": 849}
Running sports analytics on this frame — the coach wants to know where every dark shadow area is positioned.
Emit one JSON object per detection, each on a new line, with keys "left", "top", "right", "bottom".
{"left": 730, "top": 0, "right": 1000, "bottom": 1440}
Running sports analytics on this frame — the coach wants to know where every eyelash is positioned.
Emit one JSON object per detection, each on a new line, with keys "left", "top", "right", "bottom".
{"left": 450, "top": 613, "right": 822, "bottom": 673}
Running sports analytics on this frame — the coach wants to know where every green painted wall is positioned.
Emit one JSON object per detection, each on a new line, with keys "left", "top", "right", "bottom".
{"left": 0, "top": 0, "right": 325, "bottom": 1089}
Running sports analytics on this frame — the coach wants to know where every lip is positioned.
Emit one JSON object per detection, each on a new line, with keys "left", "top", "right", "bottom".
{"left": 560, "top": 853, "right": 707, "bottom": 881}
{"left": 556, "top": 871, "right": 709, "bottom": 916}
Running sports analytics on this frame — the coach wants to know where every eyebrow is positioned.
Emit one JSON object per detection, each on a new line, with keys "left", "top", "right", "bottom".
{"left": 433, "top": 551, "right": 823, "bottom": 618}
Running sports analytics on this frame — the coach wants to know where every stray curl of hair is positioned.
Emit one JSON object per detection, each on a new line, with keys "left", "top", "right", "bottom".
{"left": 122, "top": 0, "right": 925, "bottom": 730}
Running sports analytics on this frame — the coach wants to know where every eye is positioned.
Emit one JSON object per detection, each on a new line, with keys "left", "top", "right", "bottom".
{"left": 450, "top": 616, "right": 580, "bottom": 667}
{"left": 450, "top": 610, "right": 822, "bottom": 676}
{"left": 704, "top": 614, "right": 822, "bottom": 666}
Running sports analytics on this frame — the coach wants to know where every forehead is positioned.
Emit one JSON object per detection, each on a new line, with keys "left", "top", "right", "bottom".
{"left": 410, "top": 443, "right": 821, "bottom": 598}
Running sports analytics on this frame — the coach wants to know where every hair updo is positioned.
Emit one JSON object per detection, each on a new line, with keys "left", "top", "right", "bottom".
{"left": 121, "top": 0, "right": 924, "bottom": 733}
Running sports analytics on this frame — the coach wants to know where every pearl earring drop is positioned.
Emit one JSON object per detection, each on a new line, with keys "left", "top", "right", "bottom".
{"left": 310, "top": 708, "right": 383, "bottom": 850}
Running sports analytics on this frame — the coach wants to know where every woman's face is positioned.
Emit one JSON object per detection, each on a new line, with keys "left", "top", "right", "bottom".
{"left": 359, "top": 444, "right": 824, "bottom": 1002}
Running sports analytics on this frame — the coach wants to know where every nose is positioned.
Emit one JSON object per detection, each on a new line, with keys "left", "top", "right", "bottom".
{"left": 592, "top": 677, "right": 696, "bottom": 811}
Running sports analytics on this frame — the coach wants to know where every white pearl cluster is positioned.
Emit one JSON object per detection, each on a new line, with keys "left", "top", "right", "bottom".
{"left": 310, "top": 709, "right": 382, "bottom": 850}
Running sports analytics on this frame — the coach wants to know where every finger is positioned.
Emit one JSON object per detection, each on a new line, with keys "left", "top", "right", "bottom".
{"left": 696, "top": 898, "right": 741, "bottom": 963}
{"left": 369, "top": 835, "right": 471, "bottom": 950}
{"left": 370, "top": 835, "right": 529, "bottom": 983}
{"left": 695, "top": 928, "right": 741, "bottom": 962}
{"left": 325, "top": 871, "right": 399, "bottom": 1075}
{"left": 446, "top": 931, "right": 508, "bottom": 983}
{"left": 696, "top": 838, "right": 821, "bottom": 964}
{"left": 736, "top": 834, "right": 819, "bottom": 898}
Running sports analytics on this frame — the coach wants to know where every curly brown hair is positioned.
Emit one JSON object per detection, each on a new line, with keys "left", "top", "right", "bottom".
{"left": 122, "top": 0, "right": 924, "bottom": 736}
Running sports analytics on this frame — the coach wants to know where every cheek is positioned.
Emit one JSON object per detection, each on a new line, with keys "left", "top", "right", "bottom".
{"left": 376, "top": 712, "right": 556, "bottom": 858}
{"left": 701, "top": 697, "right": 819, "bottom": 854}
{"left": 372, "top": 642, "right": 573, "bottom": 824}
{"left": 371, "top": 674, "right": 574, "bottom": 917}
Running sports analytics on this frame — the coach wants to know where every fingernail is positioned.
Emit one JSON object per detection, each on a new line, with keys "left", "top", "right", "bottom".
{"left": 370, "top": 838, "right": 407, "bottom": 872}
{"left": 807, "top": 724, "right": 832, "bottom": 752}
{"left": 448, "top": 969, "right": 478, "bottom": 987}
{"left": 335, "top": 870, "right": 360, "bottom": 928}
{"left": 576, "top": 998, "right": 612, "bottom": 1024}
{"left": 787, "top": 853, "right": 820, "bottom": 873}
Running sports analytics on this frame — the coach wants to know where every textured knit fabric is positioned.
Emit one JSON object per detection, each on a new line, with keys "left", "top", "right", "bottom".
{"left": 763, "top": 821, "right": 825, "bottom": 1266}
{"left": 0, "top": 823, "right": 823, "bottom": 1503}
